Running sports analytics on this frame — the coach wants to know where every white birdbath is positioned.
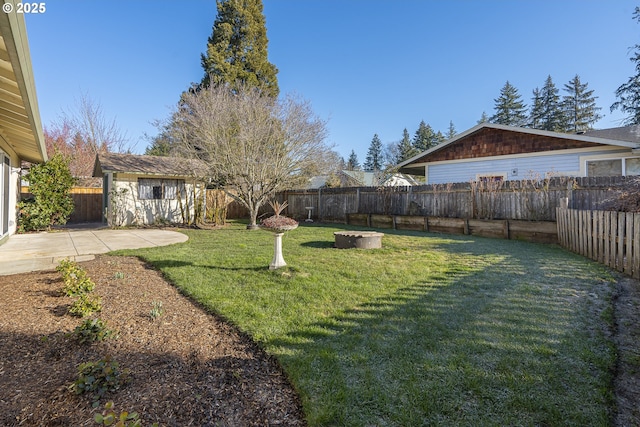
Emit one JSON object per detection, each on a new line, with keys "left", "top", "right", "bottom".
{"left": 270, "top": 232, "right": 287, "bottom": 270}
{"left": 305, "top": 206, "right": 314, "bottom": 222}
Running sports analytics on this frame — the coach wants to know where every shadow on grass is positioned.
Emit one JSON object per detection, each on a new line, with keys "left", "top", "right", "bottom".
{"left": 268, "top": 247, "right": 614, "bottom": 426}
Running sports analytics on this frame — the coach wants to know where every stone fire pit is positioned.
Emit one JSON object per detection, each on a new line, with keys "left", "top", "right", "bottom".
{"left": 334, "top": 231, "right": 384, "bottom": 249}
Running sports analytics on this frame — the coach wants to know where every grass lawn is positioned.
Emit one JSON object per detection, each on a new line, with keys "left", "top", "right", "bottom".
{"left": 115, "top": 222, "right": 617, "bottom": 426}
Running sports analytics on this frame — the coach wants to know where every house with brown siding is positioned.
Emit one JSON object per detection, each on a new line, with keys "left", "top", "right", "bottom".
{"left": 397, "top": 123, "right": 640, "bottom": 184}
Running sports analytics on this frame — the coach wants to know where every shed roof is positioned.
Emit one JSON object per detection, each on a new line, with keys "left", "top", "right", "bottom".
{"left": 93, "top": 153, "right": 209, "bottom": 177}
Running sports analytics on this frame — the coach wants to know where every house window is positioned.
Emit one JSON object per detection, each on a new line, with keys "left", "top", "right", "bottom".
{"left": 475, "top": 173, "right": 507, "bottom": 182}
{"left": 586, "top": 158, "right": 640, "bottom": 177}
{"left": 138, "top": 178, "right": 184, "bottom": 200}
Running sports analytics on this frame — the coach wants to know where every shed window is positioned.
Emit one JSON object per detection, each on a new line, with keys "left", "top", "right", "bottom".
{"left": 138, "top": 179, "right": 184, "bottom": 200}
{"left": 586, "top": 157, "right": 640, "bottom": 177}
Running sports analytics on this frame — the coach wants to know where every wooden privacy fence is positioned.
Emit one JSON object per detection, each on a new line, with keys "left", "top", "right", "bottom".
{"left": 267, "top": 176, "right": 637, "bottom": 223}
{"left": 21, "top": 186, "right": 103, "bottom": 223}
{"left": 556, "top": 207, "right": 640, "bottom": 279}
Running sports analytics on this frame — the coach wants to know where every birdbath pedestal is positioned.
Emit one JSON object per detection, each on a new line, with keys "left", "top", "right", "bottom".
{"left": 270, "top": 232, "right": 287, "bottom": 270}
{"left": 305, "top": 207, "right": 314, "bottom": 222}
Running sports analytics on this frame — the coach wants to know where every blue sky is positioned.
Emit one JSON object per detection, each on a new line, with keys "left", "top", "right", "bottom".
{"left": 25, "top": 1, "right": 638, "bottom": 161}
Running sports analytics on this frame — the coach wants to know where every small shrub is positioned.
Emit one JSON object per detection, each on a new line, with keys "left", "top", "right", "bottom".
{"left": 94, "top": 401, "right": 159, "bottom": 427}
{"left": 69, "top": 294, "right": 102, "bottom": 317}
{"left": 71, "top": 356, "right": 130, "bottom": 400}
{"left": 72, "top": 318, "right": 117, "bottom": 344}
{"left": 149, "top": 301, "right": 163, "bottom": 321}
{"left": 57, "top": 259, "right": 95, "bottom": 297}
{"left": 113, "top": 271, "right": 125, "bottom": 280}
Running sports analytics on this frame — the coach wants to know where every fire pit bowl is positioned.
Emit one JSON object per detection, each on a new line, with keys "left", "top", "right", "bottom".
{"left": 334, "top": 231, "right": 384, "bottom": 249}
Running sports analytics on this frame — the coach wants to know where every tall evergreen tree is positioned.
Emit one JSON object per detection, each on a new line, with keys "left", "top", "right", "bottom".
{"left": 611, "top": 7, "right": 640, "bottom": 125}
{"left": 491, "top": 81, "right": 527, "bottom": 126}
{"left": 563, "top": 74, "right": 602, "bottom": 132}
{"left": 346, "top": 149, "right": 360, "bottom": 170}
{"left": 539, "top": 75, "right": 566, "bottom": 132}
{"left": 364, "top": 134, "right": 383, "bottom": 171}
{"left": 200, "top": 0, "right": 279, "bottom": 96}
{"left": 396, "top": 128, "right": 418, "bottom": 163}
{"left": 477, "top": 111, "right": 490, "bottom": 124}
{"left": 528, "top": 87, "right": 544, "bottom": 129}
{"left": 446, "top": 120, "right": 457, "bottom": 140}
{"left": 412, "top": 120, "right": 439, "bottom": 151}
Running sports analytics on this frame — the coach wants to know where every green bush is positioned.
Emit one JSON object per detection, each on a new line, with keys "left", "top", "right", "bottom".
{"left": 69, "top": 293, "right": 102, "bottom": 317}
{"left": 72, "top": 318, "right": 117, "bottom": 344}
{"left": 94, "top": 401, "right": 159, "bottom": 427}
{"left": 18, "top": 152, "right": 76, "bottom": 232}
{"left": 71, "top": 356, "right": 129, "bottom": 400}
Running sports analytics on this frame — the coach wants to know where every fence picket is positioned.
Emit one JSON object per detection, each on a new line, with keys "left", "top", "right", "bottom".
{"left": 556, "top": 208, "right": 640, "bottom": 279}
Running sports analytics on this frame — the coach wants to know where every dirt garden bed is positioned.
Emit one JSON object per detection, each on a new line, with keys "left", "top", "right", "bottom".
{"left": 0, "top": 255, "right": 306, "bottom": 426}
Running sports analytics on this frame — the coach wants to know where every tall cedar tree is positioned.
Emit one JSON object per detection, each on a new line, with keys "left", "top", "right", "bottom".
{"left": 346, "top": 149, "right": 360, "bottom": 170}
{"left": 364, "top": 134, "right": 383, "bottom": 171}
{"left": 539, "top": 75, "right": 566, "bottom": 132}
{"left": 201, "top": 0, "right": 279, "bottom": 97}
{"left": 491, "top": 81, "right": 527, "bottom": 126}
{"left": 397, "top": 128, "right": 418, "bottom": 163}
{"left": 563, "top": 74, "right": 602, "bottom": 132}
{"left": 612, "top": 7, "right": 640, "bottom": 125}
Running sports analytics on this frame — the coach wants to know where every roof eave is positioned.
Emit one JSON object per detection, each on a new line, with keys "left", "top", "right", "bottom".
{"left": 0, "top": 5, "right": 45, "bottom": 163}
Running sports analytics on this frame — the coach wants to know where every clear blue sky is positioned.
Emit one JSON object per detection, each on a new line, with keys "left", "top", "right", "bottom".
{"left": 24, "top": 1, "right": 638, "bottom": 161}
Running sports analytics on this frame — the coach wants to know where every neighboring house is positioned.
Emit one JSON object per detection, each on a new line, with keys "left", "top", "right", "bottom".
{"left": 304, "top": 170, "right": 419, "bottom": 189}
{"left": 0, "top": 10, "right": 46, "bottom": 243}
{"left": 93, "top": 153, "right": 208, "bottom": 226}
{"left": 398, "top": 123, "right": 640, "bottom": 184}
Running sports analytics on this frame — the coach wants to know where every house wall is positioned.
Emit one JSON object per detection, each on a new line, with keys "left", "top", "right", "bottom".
{"left": 106, "top": 173, "right": 203, "bottom": 226}
{"left": 424, "top": 127, "right": 602, "bottom": 162}
{"left": 0, "top": 144, "right": 20, "bottom": 242}
{"left": 425, "top": 146, "right": 633, "bottom": 184}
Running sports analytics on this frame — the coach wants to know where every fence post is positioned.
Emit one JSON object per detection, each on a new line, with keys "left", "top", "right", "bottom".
{"left": 560, "top": 197, "right": 568, "bottom": 209}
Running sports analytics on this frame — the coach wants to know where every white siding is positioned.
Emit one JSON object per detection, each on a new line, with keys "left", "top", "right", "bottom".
{"left": 426, "top": 148, "right": 632, "bottom": 184}
{"left": 106, "top": 173, "right": 202, "bottom": 226}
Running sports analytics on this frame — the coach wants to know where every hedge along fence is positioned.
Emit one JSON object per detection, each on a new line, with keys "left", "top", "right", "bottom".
{"left": 263, "top": 176, "right": 634, "bottom": 223}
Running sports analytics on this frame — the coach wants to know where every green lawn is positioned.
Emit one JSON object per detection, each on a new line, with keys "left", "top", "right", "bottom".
{"left": 115, "top": 222, "right": 617, "bottom": 426}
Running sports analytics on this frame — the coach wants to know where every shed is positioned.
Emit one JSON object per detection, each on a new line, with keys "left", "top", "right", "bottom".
{"left": 93, "top": 153, "right": 209, "bottom": 226}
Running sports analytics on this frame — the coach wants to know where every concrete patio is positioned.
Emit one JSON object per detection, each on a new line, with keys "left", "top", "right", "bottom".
{"left": 0, "top": 226, "right": 188, "bottom": 275}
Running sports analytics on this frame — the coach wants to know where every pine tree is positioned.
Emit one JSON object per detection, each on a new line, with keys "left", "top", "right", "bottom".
{"left": 563, "top": 74, "right": 602, "bottom": 132}
{"left": 539, "top": 75, "right": 566, "bottom": 132}
{"left": 412, "top": 120, "right": 438, "bottom": 151}
{"left": 528, "top": 87, "right": 544, "bottom": 129}
{"left": 491, "top": 81, "right": 527, "bottom": 126}
{"left": 611, "top": 7, "right": 640, "bottom": 125}
{"left": 396, "top": 128, "right": 418, "bottom": 163}
{"left": 200, "top": 0, "right": 279, "bottom": 96}
{"left": 364, "top": 134, "right": 383, "bottom": 171}
{"left": 346, "top": 149, "right": 360, "bottom": 170}
{"left": 477, "top": 111, "right": 490, "bottom": 124}
{"left": 446, "top": 120, "right": 457, "bottom": 140}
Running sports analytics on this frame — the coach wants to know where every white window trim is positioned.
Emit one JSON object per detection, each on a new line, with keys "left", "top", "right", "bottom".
{"left": 581, "top": 154, "right": 640, "bottom": 177}
{"left": 475, "top": 172, "right": 507, "bottom": 181}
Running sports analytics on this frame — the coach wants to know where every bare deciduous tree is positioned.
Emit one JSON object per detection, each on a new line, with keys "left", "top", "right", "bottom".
{"left": 172, "top": 84, "right": 330, "bottom": 228}
{"left": 45, "top": 94, "right": 130, "bottom": 177}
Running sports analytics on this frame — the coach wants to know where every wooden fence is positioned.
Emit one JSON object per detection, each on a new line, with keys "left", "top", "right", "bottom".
{"left": 264, "top": 176, "right": 636, "bottom": 223}
{"left": 557, "top": 207, "right": 640, "bottom": 279}
{"left": 21, "top": 187, "right": 103, "bottom": 223}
